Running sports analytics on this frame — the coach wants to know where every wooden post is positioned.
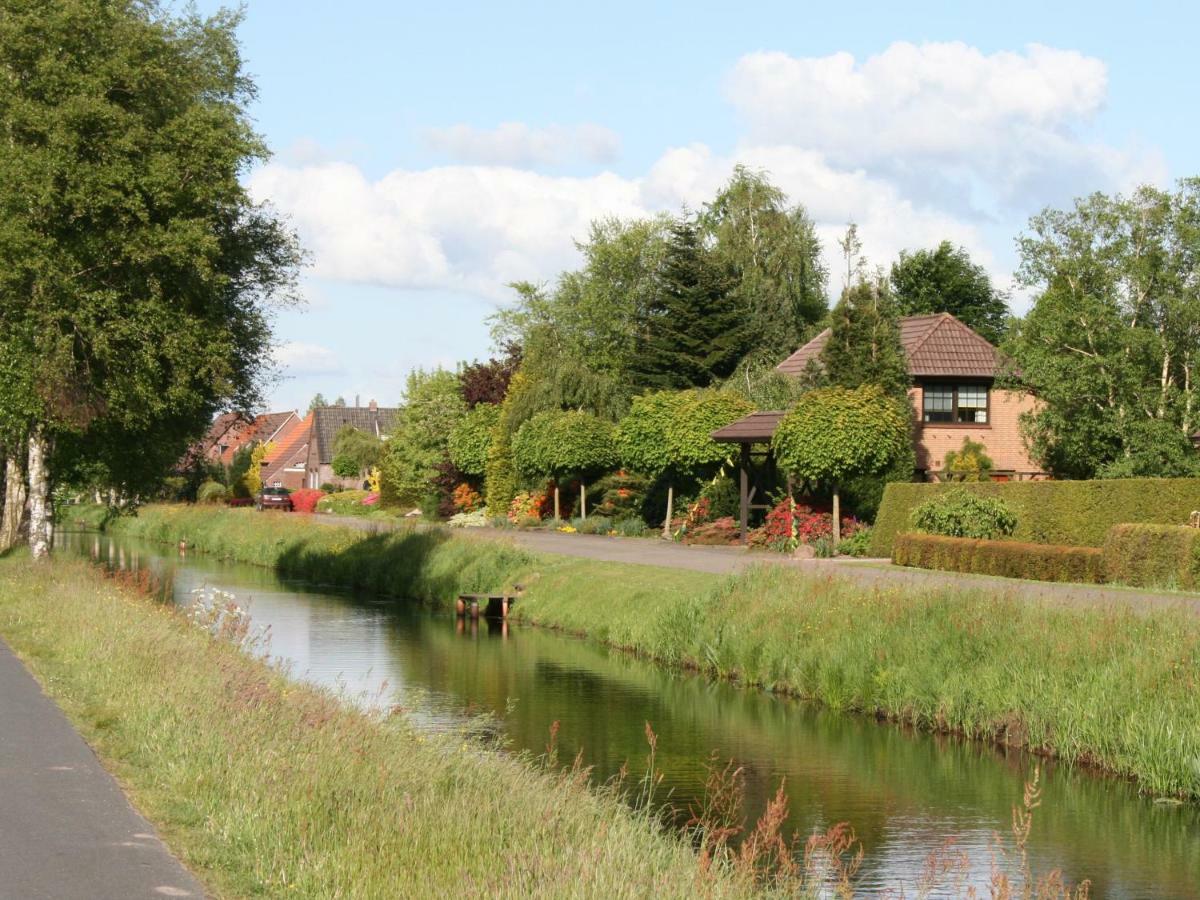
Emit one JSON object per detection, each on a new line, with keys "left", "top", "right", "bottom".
{"left": 554, "top": 485, "right": 560, "bottom": 522}
{"left": 580, "top": 482, "right": 587, "bottom": 520}
{"left": 831, "top": 484, "right": 841, "bottom": 550}
{"left": 662, "top": 483, "right": 674, "bottom": 540}
{"left": 739, "top": 444, "right": 750, "bottom": 545}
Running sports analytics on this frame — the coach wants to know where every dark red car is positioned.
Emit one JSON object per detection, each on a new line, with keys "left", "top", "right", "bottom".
{"left": 256, "top": 486, "right": 293, "bottom": 511}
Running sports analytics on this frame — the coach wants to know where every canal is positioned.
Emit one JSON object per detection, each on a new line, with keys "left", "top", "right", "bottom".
{"left": 59, "top": 530, "right": 1200, "bottom": 897}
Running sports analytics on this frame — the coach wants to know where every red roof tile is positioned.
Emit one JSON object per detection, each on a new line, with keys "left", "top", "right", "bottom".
{"left": 776, "top": 313, "right": 1002, "bottom": 379}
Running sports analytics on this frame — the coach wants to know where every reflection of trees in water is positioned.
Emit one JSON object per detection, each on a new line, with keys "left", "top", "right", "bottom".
{"left": 58, "top": 530, "right": 1200, "bottom": 898}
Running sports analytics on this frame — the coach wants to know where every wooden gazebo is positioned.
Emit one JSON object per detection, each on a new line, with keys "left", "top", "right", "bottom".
{"left": 711, "top": 412, "right": 785, "bottom": 544}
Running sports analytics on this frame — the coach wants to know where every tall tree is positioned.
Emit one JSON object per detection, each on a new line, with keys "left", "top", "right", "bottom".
{"left": 307, "top": 393, "right": 329, "bottom": 414}
{"left": 378, "top": 368, "right": 466, "bottom": 506}
{"left": 0, "top": 1, "right": 301, "bottom": 555}
{"left": 819, "top": 279, "right": 910, "bottom": 400}
{"left": 891, "top": 241, "right": 1010, "bottom": 344}
{"left": 630, "top": 217, "right": 747, "bottom": 390}
{"left": 701, "top": 166, "right": 828, "bottom": 361}
{"left": 1009, "top": 181, "right": 1200, "bottom": 478}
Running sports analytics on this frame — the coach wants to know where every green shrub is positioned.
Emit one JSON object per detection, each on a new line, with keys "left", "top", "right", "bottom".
{"left": 1103, "top": 524, "right": 1200, "bottom": 590}
{"left": 893, "top": 533, "right": 1105, "bottom": 584}
{"left": 570, "top": 516, "right": 613, "bottom": 535}
{"left": 316, "top": 490, "right": 372, "bottom": 516}
{"left": 612, "top": 516, "right": 649, "bottom": 537}
{"left": 910, "top": 488, "right": 1017, "bottom": 539}
{"left": 836, "top": 528, "right": 872, "bottom": 558}
{"left": 941, "top": 437, "right": 994, "bottom": 481}
{"left": 870, "top": 478, "right": 1200, "bottom": 557}
{"left": 196, "top": 480, "right": 228, "bottom": 504}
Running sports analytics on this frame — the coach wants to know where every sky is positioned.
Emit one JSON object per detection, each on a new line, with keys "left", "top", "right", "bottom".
{"left": 198, "top": 0, "right": 1200, "bottom": 413}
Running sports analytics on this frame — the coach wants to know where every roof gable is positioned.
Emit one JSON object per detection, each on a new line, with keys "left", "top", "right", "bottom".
{"left": 776, "top": 313, "right": 1001, "bottom": 379}
{"left": 311, "top": 406, "right": 400, "bottom": 465}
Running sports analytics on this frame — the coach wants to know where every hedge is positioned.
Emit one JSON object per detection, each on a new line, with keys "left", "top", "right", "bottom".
{"left": 870, "top": 478, "right": 1200, "bottom": 557}
{"left": 892, "top": 533, "right": 1106, "bottom": 584}
{"left": 1103, "top": 524, "right": 1200, "bottom": 590}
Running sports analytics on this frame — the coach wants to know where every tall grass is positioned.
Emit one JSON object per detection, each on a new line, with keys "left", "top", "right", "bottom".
{"left": 104, "top": 504, "right": 1200, "bottom": 801}
{"left": 0, "top": 556, "right": 773, "bottom": 899}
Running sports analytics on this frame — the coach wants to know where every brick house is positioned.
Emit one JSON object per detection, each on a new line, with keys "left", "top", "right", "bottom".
{"left": 193, "top": 410, "right": 297, "bottom": 468}
{"left": 259, "top": 412, "right": 313, "bottom": 491}
{"left": 712, "top": 313, "right": 1045, "bottom": 541}
{"left": 303, "top": 401, "right": 399, "bottom": 490}
{"left": 775, "top": 312, "right": 1045, "bottom": 480}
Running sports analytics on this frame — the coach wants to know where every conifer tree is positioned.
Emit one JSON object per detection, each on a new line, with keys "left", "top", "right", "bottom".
{"left": 820, "top": 278, "right": 910, "bottom": 401}
{"left": 630, "top": 217, "right": 746, "bottom": 390}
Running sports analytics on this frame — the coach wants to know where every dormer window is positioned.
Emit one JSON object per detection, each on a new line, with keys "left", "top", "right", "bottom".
{"left": 923, "top": 383, "right": 989, "bottom": 424}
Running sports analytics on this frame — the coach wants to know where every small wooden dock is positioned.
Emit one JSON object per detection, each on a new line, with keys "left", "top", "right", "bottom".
{"left": 456, "top": 593, "right": 517, "bottom": 620}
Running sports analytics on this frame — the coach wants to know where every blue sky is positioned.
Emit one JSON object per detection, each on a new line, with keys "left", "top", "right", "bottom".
{"left": 201, "top": 0, "right": 1200, "bottom": 413}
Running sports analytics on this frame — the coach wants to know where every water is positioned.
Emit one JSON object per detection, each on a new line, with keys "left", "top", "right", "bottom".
{"left": 59, "top": 530, "right": 1200, "bottom": 897}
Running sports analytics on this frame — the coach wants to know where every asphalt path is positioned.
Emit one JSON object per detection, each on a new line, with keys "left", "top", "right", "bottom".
{"left": 0, "top": 640, "right": 205, "bottom": 900}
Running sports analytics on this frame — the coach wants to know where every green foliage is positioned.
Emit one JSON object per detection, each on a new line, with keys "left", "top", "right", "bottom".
{"left": 836, "top": 528, "right": 873, "bottom": 558}
{"left": 629, "top": 216, "right": 747, "bottom": 390}
{"left": 1008, "top": 181, "right": 1200, "bottom": 478}
{"left": 892, "top": 534, "right": 1105, "bottom": 584}
{"left": 227, "top": 445, "right": 253, "bottom": 499}
{"left": 379, "top": 368, "right": 465, "bottom": 506}
{"left": 870, "top": 478, "right": 1200, "bottom": 556}
{"left": 243, "top": 443, "right": 270, "bottom": 498}
{"left": 941, "top": 438, "right": 995, "bottom": 482}
{"left": 891, "top": 242, "right": 1010, "bottom": 344}
{"left": 819, "top": 280, "right": 910, "bottom": 400}
{"left": 1103, "top": 524, "right": 1200, "bottom": 590}
{"left": 331, "top": 425, "right": 384, "bottom": 479}
{"left": 773, "top": 385, "right": 909, "bottom": 486}
{"left": 0, "top": 2, "right": 301, "bottom": 498}
{"left": 700, "top": 165, "right": 828, "bottom": 360}
{"left": 447, "top": 403, "right": 500, "bottom": 477}
{"left": 1095, "top": 419, "right": 1200, "bottom": 478}
{"left": 315, "top": 490, "right": 373, "bottom": 516}
{"left": 307, "top": 393, "right": 328, "bottom": 414}
{"left": 196, "top": 480, "right": 228, "bottom": 505}
{"left": 591, "top": 470, "right": 648, "bottom": 521}
{"left": 617, "top": 389, "right": 753, "bottom": 479}
{"left": 512, "top": 410, "right": 617, "bottom": 480}
{"left": 910, "top": 488, "right": 1017, "bottom": 539}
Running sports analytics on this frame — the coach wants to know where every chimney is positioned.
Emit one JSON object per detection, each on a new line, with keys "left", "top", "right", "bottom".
{"left": 355, "top": 393, "right": 360, "bottom": 408}
{"left": 368, "top": 399, "right": 378, "bottom": 412}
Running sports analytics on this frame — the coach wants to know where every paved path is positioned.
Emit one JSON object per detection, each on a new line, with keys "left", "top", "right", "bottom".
{"left": 0, "top": 640, "right": 206, "bottom": 900}
{"left": 312, "top": 513, "right": 1200, "bottom": 613}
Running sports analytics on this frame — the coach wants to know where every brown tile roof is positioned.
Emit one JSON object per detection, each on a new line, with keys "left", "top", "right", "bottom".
{"left": 311, "top": 405, "right": 400, "bottom": 465}
{"left": 776, "top": 313, "right": 1002, "bottom": 379}
{"left": 260, "top": 412, "right": 313, "bottom": 486}
{"left": 711, "top": 411, "right": 786, "bottom": 443}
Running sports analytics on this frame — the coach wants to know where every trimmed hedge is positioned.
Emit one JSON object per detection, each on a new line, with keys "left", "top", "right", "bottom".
{"left": 1103, "top": 524, "right": 1200, "bottom": 590}
{"left": 893, "top": 533, "right": 1106, "bottom": 584}
{"left": 871, "top": 478, "right": 1200, "bottom": 557}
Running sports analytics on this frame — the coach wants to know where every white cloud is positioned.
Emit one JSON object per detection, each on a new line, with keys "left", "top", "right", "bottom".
{"left": 272, "top": 342, "right": 345, "bottom": 376}
{"left": 423, "top": 122, "right": 620, "bottom": 167}
{"left": 250, "top": 42, "right": 1168, "bottom": 310}
{"left": 725, "top": 42, "right": 1164, "bottom": 208}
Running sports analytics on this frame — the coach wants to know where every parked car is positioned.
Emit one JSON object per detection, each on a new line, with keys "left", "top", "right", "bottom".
{"left": 256, "top": 486, "right": 293, "bottom": 512}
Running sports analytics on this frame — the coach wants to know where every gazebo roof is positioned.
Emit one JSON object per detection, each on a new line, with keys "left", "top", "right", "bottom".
{"left": 711, "top": 411, "right": 785, "bottom": 444}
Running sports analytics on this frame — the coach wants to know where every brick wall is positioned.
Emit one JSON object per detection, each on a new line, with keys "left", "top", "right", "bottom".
{"left": 909, "top": 384, "right": 1045, "bottom": 479}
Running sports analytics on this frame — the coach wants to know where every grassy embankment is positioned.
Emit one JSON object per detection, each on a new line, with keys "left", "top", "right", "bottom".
{"left": 0, "top": 555, "right": 782, "bottom": 899}
{"left": 101, "top": 504, "right": 1200, "bottom": 800}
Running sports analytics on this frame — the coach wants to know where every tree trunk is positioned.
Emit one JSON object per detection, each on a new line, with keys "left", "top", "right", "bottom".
{"left": 662, "top": 483, "right": 674, "bottom": 540}
{"left": 580, "top": 482, "right": 587, "bottom": 520}
{"left": 553, "top": 485, "right": 560, "bottom": 522}
{"left": 1, "top": 452, "right": 28, "bottom": 552}
{"left": 831, "top": 485, "right": 841, "bottom": 551}
{"left": 27, "top": 427, "right": 51, "bottom": 560}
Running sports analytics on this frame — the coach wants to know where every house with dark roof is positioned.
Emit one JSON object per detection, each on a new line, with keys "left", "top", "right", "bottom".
{"left": 712, "top": 313, "right": 1044, "bottom": 541}
{"left": 303, "top": 400, "right": 399, "bottom": 490}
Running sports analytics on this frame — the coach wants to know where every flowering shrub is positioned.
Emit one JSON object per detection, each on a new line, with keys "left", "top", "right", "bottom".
{"left": 684, "top": 516, "right": 739, "bottom": 545}
{"left": 751, "top": 499, "right": 861, "bottom": 552}
{"left": 452, "top": 482, "right": 483, "bottom": 513}
{"left": 448, "top": 509, "right": 489, "bottom": 528}
{"left": 289, "top": 488, "right": 325, "bottom": 513}
{"left": 507, "top": 489, "right": 551, "bottom": 524}
{"left": 362, "top": 492, "right": 380, "bottom": 506}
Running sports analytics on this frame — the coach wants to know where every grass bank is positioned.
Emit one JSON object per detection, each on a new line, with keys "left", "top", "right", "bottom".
{"left": 103, "top": 504, "right": 1200, "bottom": 800}
{"left": 0, "top": 556, "right": 776, "bottom": 899}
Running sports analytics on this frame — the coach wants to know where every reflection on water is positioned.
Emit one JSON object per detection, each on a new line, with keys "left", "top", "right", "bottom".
{"left": 59, "top": 530, "right": 1200, "bottom": 898}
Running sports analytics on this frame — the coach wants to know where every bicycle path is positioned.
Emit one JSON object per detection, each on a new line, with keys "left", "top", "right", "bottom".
{"left": 0, "top": 639, "right": 206, "bottom": 899}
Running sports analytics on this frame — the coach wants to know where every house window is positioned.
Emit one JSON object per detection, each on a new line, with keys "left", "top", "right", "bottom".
{"left": 922, "top": 383, "right": 989, "bottom": 424}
